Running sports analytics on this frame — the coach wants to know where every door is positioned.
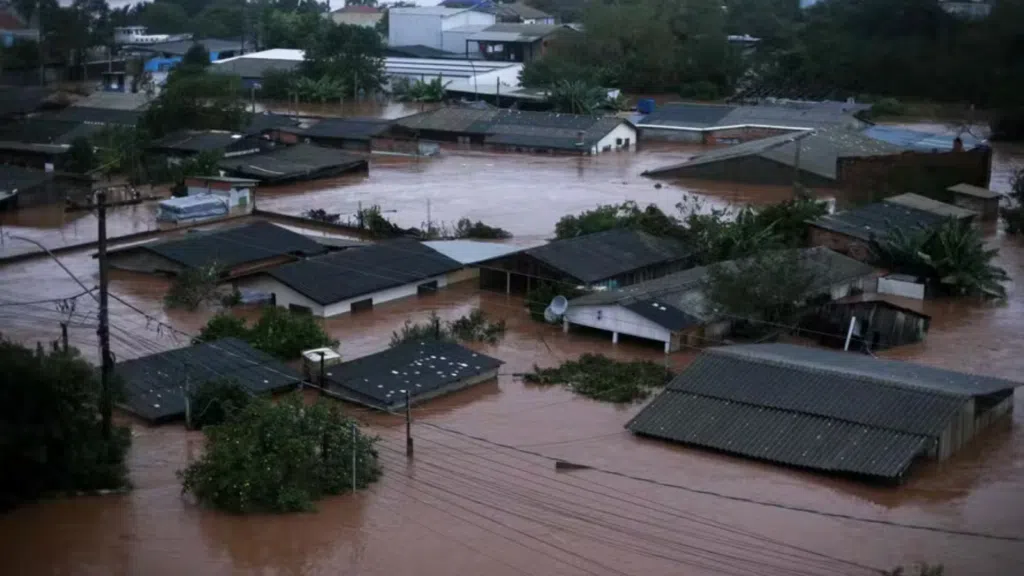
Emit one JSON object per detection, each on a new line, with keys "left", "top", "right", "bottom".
{"left": 350, "top": 298, "right": 373, "bottom": 313}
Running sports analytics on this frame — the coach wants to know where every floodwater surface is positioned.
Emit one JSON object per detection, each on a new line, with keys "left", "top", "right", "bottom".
{"left": 0, "top": 134, "right": 1022, "bottom": 576}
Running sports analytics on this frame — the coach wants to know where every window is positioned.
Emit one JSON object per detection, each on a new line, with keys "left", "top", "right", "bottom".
{"left": 417, "top": 280, "right": 439, "bottom": 295}
{"left": 616, "top": 138, "right": 623, "bottom": 146}
{"left": 350, "top": 298, "right": 373, "bottom": 313}
{"left": 288, "top": 304, "right": 312, "bottom": 315}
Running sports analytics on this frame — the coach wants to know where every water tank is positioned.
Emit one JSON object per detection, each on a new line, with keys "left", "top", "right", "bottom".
{"left": 637, "top": 98, "right": 656, "bottom": 115}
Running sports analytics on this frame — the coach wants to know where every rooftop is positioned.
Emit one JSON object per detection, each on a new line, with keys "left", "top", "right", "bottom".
{"left": 323, "top": 340, "right": 503, "bottom": 410}
{"left": 280, "top": 117, "right": 392, "bottom": 141}
{"left": 133, "top": 38, "right": 246, "bottom": 56}
{"left": 627, "top": 343, "right": 1020, "bottom": 479}
{"left": 390, "top": 7, "right": 471, "bottom": 16}
{"left": 883, "top": 193, "right": 976, "bottom": 220}
{"left": 50, "top": 106, "right": 141, "bottom": 125}
{"left": 262, "top": 239, "right": 463, "bottom": 305}
{"left": 71, "top": 90, "right": 150, "bottom": 111}
{"left": 114, "top": 338, "right": 305, "bottom": 423}
{"left": 106, "top": 221, "right": 327, "bottom": 271}
{"left": 470, "top": 23, "right": 567, "bottom": 42}
{"left": 149, "top": 130, "right": 250, "bottom": 153}
{"left": 0, "top": 163, "right": 48, "bottom": 193}
{"left": 948, "top": 182, "right": 1001, "bottom": 199}
{"left": 217, "top": 143, "right": 367, "bottom": 183}
{"left": 639, "top": 101, "right": 865, "bottom": 131}
{"left": 525, "top": 228, "right": 695, "bottom": 285}
{"left": 810, "top": 201, "right": 950, "bottom": 242}
{"left": 422, "top": 239, "right": 536, "bottom": 265}
{"left": 861, "top": 125, "right": 984, "bottom": 152}
{"left": 395, "top": 106, "right": 500, "bottom": 134}
{"left": 570, "top": 247, "right": 875, "bottom": 330}
{"left": 0, "top": 85, "right": 53, "bottom": 117}
{"left": 484, "top": 111, "right": 630, "bottom": 151}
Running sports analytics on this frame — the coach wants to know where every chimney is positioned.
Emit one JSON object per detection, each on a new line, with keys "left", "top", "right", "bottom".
{"left": 952, "top": 136, "right": 964, "bottom": 152}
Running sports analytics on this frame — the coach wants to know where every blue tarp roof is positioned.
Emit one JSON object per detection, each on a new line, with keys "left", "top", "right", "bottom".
{"left": 861, "top": 126, "right": 984, "bottom": 152}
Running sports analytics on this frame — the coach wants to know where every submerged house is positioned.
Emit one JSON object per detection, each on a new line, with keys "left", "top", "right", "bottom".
{"left": 564, "top": 247, "right": 874, "bottom": 352}
{"left": 236, "top": 239, "right": 464, "bottom": 317}
{"left": 627, "top": 343, "right": 1019, "bottom": 482}
{"left": 114, "top": 338, "right": 305, "bottom": 423}
{"left": 948, "top": 183, "right": 1001, "bottom": 221}
{"left": 274, "top": 118, "right": 392, "bottom": 152}
{"left": 148, "top": 130, "right": 262, "bottom": 163}
{"left": 0, "top": 163, "right": 92, "bottom": 210}
{"left": 808, "top": 200, "right": 951, "bottom": 262}
{"left": 479, "top": 228, "right": 697, "bottom": 293}
{"left": 808, "top": 294, "right": 931, "bottom": 351}
{"left": 104, "top": 221, "right": 327, "bottom": 278}
{"left": 322, "top": 340, "right": 503, "bottom": 410}
{"left": 217, "top": 143, "right": 368, "bottom": 184}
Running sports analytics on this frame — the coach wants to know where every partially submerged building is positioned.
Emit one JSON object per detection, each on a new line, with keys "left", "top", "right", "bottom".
{"left": 148, "top": 130, "right": 262, "bottom": 162}
{"left": 114, "top": 337, "right": 305, "bottom": 423}
{"left": 808, "top": 200, "right": 950, "bottom": 261}
{"left": 480, "top": 228, "right": 697, "bottom": 293}
{"left": 237, "top": 239, "right": 463, "bottom": 317}
{"left": 627, "top": 343, "right": 1019, "bottom": 482}
{"left": 322, "top": 340, "right": 503, "bottom": 410}
{"left": 948, "top": 183, "right": 1001, "bottom": 221}
{"left": 809, "top": 294, "right": 931, "bottom": 351}
{"left": 217, "top": 143, "right": 368, "bottom": 184}
{"left": 883, "top": 193, "right": 976, "bottom": 222}
{"left": 104, "top": 221, "right": 327, "bottom": 278}
{"left": 564, "top": 247, "right": 874, "bottom": 352}
{"left": 274, "top": 118, "right": 392, "bottom": 152}
{"left": 421, "top": 239, "right": 536, "bottom": 285}
{"left": 156, "top": 176, "right": 259, "bottom": 223}
{"left": 0, "top": 163, "right": 92, "bottom": 210}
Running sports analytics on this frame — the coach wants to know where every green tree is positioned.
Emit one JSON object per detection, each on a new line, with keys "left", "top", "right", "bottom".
{"left": 179, "top": 393, "right": 381, "bottom": 513}
{"left": 0, "top": 337, "right": 130, "bottom": 510}
{"left": 180, "top": 43, "right": 211, "bottom": 71}
{"left": 143, "top": 71, "right": 246, "bottom": 138}
{"left": 554, "top": 201, "right": 683, "bottom": 240}
{"left": 137, "top": 2, "right": 190, "bottom": 34}
{"left": 164, "top": 263, "right": 225, "bottom": 310}
{"left": 196, "top": 308, "right": 338, "bottom": 360}
{"left": 191, "top": 0, "right": 245, "bottom": 39}
{"left": 187, "top": 379, "right": 252, "bottom": 429}
{"left": 704, "top": 248, "right": 818, "bottom": 329}
{"left": 524, "top": 354, "right": 672, "bottom": 403}
{"left": 390, "top": 309, "right": 506, "bottom": 347}
{"left": 546, "top": 79, "right": 609, "bottom": 115}
{"left": 196, "top": 312, "right": 250, "bottom": 343}
{"left": 301, "top": 21, "right": 385, "bottom": 97}
{"left": 91, "top": 125, "right": 148, "bottom": 181}
{"left": 65, "top": 137, "right": 96, "bottom": 174}
{"left": 169, "top": 150, "right": 223, "bottom": 194}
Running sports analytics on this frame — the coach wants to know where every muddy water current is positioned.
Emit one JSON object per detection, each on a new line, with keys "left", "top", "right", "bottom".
{"left": 0, "top": 131, "right": 1022, "bottom": 575}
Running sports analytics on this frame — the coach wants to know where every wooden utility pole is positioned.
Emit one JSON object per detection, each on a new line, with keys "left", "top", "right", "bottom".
{"left": 350, "top": 421, "right": 357, "bottom": 491}
{"left": 405, "top": 390, "right": 413, "bottom": 457}
{"left": 97, "top": 190, "right": 113, "bottom": 440}
{"left": 792, "top": 137, "right": 802, "bottom": 200}
{"left": 60, "top": 322, "right": 68, "bottom": 353}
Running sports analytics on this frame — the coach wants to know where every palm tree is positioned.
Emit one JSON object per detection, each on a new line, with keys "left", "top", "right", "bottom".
{"left": 547, "top": 80, "right": 610, "bottom": 115}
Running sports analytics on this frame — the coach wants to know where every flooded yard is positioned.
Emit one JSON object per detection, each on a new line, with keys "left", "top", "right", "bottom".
{"left": 0, "top": 134, "right": 1022, "bottom": 575}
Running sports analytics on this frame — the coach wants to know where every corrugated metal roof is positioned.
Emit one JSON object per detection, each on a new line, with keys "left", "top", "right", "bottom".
{"left": 134, "top": 38, "right": 246, "bottom": 56}
{"left": 395, "top": 106, "right": 500, "bottom": 133}
{"left": 323, "top": 339, "right": 503, "bottom": 410}
{"left": 150, "top": 130, "right": 250, "bottom": 153}
{"left": 217, "top": 143, "right": 366, "bottom": 183}
{"left": 623, "top": 299, "right": 702, "bottom": 332}
{"left": 639, "top": 103, "right": 736, "bottom": 128}
{"left": 51, "top": 106, "right": 141, "bottom": 125}
{"left": 281, "top": 117, "right": 391, "bottom": 141}
{"left": 862, "top": 125, "right": 984, "bottom": 152}
{"left": 114, "top": 338, "right": 305, "bottom": 423}
{"left": 470, "top": 23, "right": 564, "bottom": 42}
{"left": 422, "top": 239, "right": 533, "bottom": 264}
{"left": 883, "top": 193, "right": 976, "bottom": 220}
{"left": 810, "top": 201, "right": 948, "bottom": 242}
{"left": 526, "top": 228, "right": 695, "bottom": 284}
{"left": 109, "top": 221, "right": 327, "bottom": 270}
{"left": 758, "top": 127, "right": 902, "bottom": 179}
{"left": 948, "top": 183, "right": 1000, "bottom": 199}
{"left": 263, "top": 239, "right": 463, "bottom": 305}
{"left": 0, "top": 163, "right": 48, "bottom": 193}
{"left": 628, "top": 343, "right": 1020, "bottom": 478}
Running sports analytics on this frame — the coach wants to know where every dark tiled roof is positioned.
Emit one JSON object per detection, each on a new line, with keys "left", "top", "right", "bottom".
{"left": 0, "top": 85, "right": 52, "bottom": 117}
{"left": 0, "top": 163, "right": 48, "bottom": 192}
{"left": 526, "top": 228, "right": 694, "bottom": 284}
{"left": 114, "top": 338, "right": 305, "bottom": 422}
{"left": 51, "top": 106, "right": 141, "bottom": 125}
{"left": 810, "top": 201, "right": 949, "bottom": 242}
{"left": 324, "top": 340, "right": 503, "bottom": 410}
{"left": 264, "top": 239, "right": 463, "bottom": 305}
{"left": 281, "top": 117, "right": 392, "bottom": 141}
{"left": 0, "top": 118, "right": 95, "bottom": 144}
{"left": 111, "top": 221, "right": 327, "bottom": 270}
{"left": 627, "top": 343, "right": 1020, "bottom": 479}
{"left": 211, "top": 57, "right": 300, "bottom": 79}
{"left": 485, "top": 111, "right": 628, "bottom": 151}
{"left": 217, "top": 143, "right": 367, "bottom": 183}
{"left": 395, "top": 106, "right": 499, "bottom": 134}
{"left": 243, "top": 113, "right": 299, "bottom": 135}
{"left": 640, "top": 103, "right": 736, "bottom": 128}
{"left": 571, "top": 247, "right": 873, "bottom": 329}
{"left": 134, "top": 38, "right": 246, "bottom": 56}
{"left": 150, "top": 130, "right": 253, "bottom": 153}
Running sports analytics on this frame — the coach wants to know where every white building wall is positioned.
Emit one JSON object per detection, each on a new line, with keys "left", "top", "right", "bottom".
{"left": 238, "top": 274, "right": 450, "bottom": 318}
{"left": 442, "top": 11, "right": 495, "bottom": 30}
{"left": 878, "top": 277, "right": 926, "bottom": 300}
{"left": 565, "top": 305, "right": 672, "bottom": 344}
{"left": 389, "top": 10, "right": 494, "bottom": 49}
{"left": 441, "top": 30, "right": 482, "bottom": 55}
{"left": 592, "top": 122, "right": 638, "bottom": 154}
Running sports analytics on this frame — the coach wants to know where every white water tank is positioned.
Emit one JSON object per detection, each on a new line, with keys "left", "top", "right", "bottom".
{"left": 302, "top": 347, "right": 343, "bottom": 382}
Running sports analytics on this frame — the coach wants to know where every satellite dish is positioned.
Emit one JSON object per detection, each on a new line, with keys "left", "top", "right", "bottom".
{"left": 543, "top": 307, "right": 559, "bottom": 323}
{"left": 549, "top": 296, "right": 568, "bottom": 315}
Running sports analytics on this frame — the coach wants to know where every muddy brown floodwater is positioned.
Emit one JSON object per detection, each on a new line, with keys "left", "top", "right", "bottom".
{"left": 0, "top": 131, "right": 1023, "bottom": 575}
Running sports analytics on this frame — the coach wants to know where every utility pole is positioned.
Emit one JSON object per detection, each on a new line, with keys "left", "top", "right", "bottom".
{"left": 60, "top": 322, "right": 68, "bottom": 353}
{"left": 350, "top": 421, "right": 357, "bottom": 491}
{"left": 405, "top": 390, "right": 413, "bottom": 457}
{"left": 792, "top": 137, "right": 802, "bottom": 200}
{"left": 97, "top": 190, "right": 113, "bottom": 441}
{"left": 426, "top": 198, "right": 431, "bottom": 236}
{"left": 317, "top": 350, "right": 326, "bottom": 396}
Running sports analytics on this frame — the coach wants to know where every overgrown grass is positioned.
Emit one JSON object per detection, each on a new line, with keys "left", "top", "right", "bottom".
{"left": 523, "top": 354, "right": 673, "bottom": 403}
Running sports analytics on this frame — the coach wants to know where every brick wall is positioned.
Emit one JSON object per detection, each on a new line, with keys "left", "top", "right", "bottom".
{"left": 837, "top": 146, "right": 992, "bottom": 204}
{"left": 808, "top": 226, "right": 873, "bottom": 262}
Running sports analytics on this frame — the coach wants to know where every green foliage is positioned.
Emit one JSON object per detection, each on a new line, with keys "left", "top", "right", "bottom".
{"left": 871, "top": 219, "right": 1008, "bottom": 299}
{"left": 424, "top": 218, "right": 513, "bottom": 240}
{"left": 165, "top": 263, "right": 225, "bottom": 310}
{"left": 394, "top": 76, "right": 451, "bottom": 103}
{"left": 0, "top": 337, "right": 130, "bottom": 510}
{"left": 179, "top": 393, "right": 381, "bottom": 513}
{"left": 196, "top": 308, "right": 338, "bottom": 360}
{"left": 390, "top": 309, "right": 507, "bottom": 347}
{"left": 1001, "top": 169, "right": 1024, "bottom": 234}
{"left": 678, "top": 80, "right": 722, "bottom": 101}
{"left": 703, "top": 249, "right": 817, "bottom": 329}
{"left": 169, "top": 150, "right": 223, "bottom": 191}
{"left": 291, "top": 75, "right": 347, "bottom": 103}
{"left": 0, "top": 38, "right": 41, "bottom": 70}
{"left": 258, "top": 69, "right": 297, "bottom": 101}
{"left": 143, "top": 70, "right": 247, "bottom": 138}
{"left": 65, "top": 137, "right": 96, "bottom": 174}
{"left": 546, "top": 79, "right": 610, "bottom": 115}
{"left": 91, "top": 125, "right": 148, "bottom": 181}
{"left": 554, "top": 201, "right": 684, "bottom": 240}
{"left": 300, "top": 22, "right": 385, "bottom": 97}
{"left": 526, "top": 281, "right": 584, "bottom": 322}
{"left": 188, "top": 379, "right": 252, "bottom": 430}
{"left": 523, "top": 354, "right": 673, "bottom": 403}
{"left": 868, "top": 98, "right": 908, "bottom": 118}
{"left": 358, "top": 204, "right": 405, "bottom": 238}
{"left": 180, "top": 43, "right": 211, "bottom": 71}
{"left": 886, "top": 564, "right": 944, "bottom": 576}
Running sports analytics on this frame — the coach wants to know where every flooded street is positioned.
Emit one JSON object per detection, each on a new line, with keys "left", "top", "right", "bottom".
{"left": 1, "top": 133, "right": 1023, "bottom": 575}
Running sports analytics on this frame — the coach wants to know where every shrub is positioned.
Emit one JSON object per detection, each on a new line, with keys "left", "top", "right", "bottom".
{"left": 523, "top": 354, "right": 673, "bottom": 403}
{"left": 869, "top": 98, "right": 907, "bottom": 118}
{"left": 187, "top": 379, "right": 252, "bottom": 429}
{"left": 390, "top": 309, "right": 506, "bottom": 347}
{"left": 195, "top": 308, "right": 337, "bottom": 360}
{"left": 678, "top": 80, "right": 721, "bottom": 101}
{"left": 179, "top": 394, "right": 381, "bottom": 513}
{"left": 0, "top": 338, "right": 130, "bottom": 510}
{"left": 164, "top": 263, "right": 224, "bottom": 310}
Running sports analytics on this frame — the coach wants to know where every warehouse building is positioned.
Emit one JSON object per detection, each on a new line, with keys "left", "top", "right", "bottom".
{"left": 627, "top": 343, "right": 1019, "bottom": 482}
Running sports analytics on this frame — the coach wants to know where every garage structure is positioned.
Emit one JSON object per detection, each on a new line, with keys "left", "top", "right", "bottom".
{"left": 237, "top": 239, "right": 463, "bottom": 318}
{"left": 627, "top": 343, "right": 1019, "bottom": 482}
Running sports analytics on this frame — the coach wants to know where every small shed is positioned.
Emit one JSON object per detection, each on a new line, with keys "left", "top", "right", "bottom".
{"left": 883, "top": 193, "right": 976, "bottom": 223}
{"left": 811, "top": 294, "right": 931, "bottom": 351}
{"left": 948, "top": 183, "right": 1001, "bottom": 221}
{"left": 184, "top": 175, "right": 258, "bottom": 212}
{"left": 877, "top": 273, "right": 926, "bottom": 300}
{"left": 322, "top": 340, "right": 503, "bottom": 410}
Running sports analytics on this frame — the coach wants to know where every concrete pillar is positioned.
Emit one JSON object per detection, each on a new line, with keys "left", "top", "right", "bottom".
{"left": 563, "top": 317, "right": 569, "bottom": 333}
{"left": 664, "top": 340, "right": 671, "bottom": 354}
{"left": 506, "top": 271, "right": 511, "bottom": 295}
{"left": 612, "top": 331, "right": 619, "bottom": 344}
